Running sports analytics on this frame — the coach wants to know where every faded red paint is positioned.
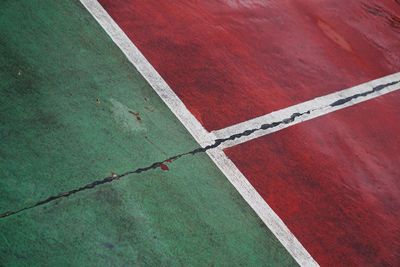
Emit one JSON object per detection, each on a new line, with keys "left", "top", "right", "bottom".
{"left": 99, "top": 0, "right": 400, "bottom": 131}
{"left": 225, "top": 92, "right": 400, "bottom": 266}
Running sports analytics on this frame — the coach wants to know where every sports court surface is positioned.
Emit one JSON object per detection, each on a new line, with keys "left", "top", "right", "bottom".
{"left": 0, "top": 0, "right": 399, "bottom": 266}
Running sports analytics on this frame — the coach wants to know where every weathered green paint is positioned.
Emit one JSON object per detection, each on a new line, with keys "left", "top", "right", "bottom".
{"left": 0, "top": 0, "right": 297, "bottom": 265}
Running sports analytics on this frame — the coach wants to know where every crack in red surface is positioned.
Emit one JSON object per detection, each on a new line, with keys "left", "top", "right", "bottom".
{"left": 2, "top": 80, "right": 397, "bottom": 221}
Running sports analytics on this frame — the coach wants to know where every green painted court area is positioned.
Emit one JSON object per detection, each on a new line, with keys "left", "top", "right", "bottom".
{"left": 0, "top": 0, "right": 296, "bottom": 265}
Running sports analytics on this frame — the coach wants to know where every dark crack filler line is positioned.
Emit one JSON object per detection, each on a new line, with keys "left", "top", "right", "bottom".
{"left": 0, "top": 80, "right": 398, "bottom": 219}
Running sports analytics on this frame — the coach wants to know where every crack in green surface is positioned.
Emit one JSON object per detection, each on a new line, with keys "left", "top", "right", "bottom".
{"left": 3, "top": 79, "right": 397, "bottom": 219}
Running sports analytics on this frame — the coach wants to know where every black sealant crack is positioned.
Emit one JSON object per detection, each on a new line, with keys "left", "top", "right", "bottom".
{"left": 0, "top": 80, "right": 398, "bottom": 219}
{"left": 330, "top": 80, "right": 399, "bottom": 107}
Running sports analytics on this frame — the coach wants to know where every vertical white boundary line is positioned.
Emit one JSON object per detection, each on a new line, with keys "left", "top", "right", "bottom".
{"left": 79, "top": 0, "right": 318, "bottom": 265}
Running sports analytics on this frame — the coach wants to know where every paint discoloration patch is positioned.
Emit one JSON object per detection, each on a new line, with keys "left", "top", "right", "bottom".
{"left": 110, "top": 98, "right": 146, "bottom": 133}
{"left": 317, "top": 20, "right": 352, "bottom": 52}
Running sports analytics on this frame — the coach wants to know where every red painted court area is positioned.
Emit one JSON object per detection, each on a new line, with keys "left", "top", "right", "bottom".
{"left": 226, "top": 92, "right": 400, "bottom": 266}
{"left": 98, "top": 0, "right": 400, "bottom": 265}
{"left": 99, "top": 0, "right": 400, "bottom": 131}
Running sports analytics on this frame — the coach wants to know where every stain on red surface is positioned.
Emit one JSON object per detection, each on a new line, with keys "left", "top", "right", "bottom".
{"left": 225, "top": 92, "right": 400, "bottom": 266}
{"left": 98, "top": 0, "right": 400, "bottom": 131}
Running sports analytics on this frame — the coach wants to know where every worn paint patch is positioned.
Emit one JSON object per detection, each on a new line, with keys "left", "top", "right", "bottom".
{"left": 317, "top": 20, "right": 352, "bottom": 52}
{"left": 110, "top": 98, "right": 146, "bottom": 132}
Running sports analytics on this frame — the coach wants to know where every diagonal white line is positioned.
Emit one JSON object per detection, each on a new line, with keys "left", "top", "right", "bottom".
{"left": 79, "top": 0, "right": 210, "bottom": 147}
{"left": 79, "top": 0, "right": 319, "bottom": 265}
{"left": 211, "top": 73, "right": 400, "bottom": 149}
{"left": 207, "top": 149, "right": 318, "bottom": 266}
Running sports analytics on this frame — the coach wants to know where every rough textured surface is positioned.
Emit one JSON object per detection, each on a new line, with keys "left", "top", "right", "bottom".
{"left": 99, "top": 0, "right": 400, "bottom": 131}
{"left": 226, "top": 92, "right": 400, "bottom": 266}
{"left": 0, "top": 0, "right": 297, "bottom": 265}
{"left": 95, "top": 1, "right": 400, "bottom": 263}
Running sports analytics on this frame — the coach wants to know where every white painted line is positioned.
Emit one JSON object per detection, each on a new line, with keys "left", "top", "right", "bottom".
{"left": 207, "top": 149, "right": 318, "bottom": 267}
{"left": 79, "top": 0, "right": 211, "bottom": 147}
{"left": 212, "top": 72, "right": 400, "bottom": 149}
{"left": 79, "top": 0, "right": 319, "bottom": 266}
